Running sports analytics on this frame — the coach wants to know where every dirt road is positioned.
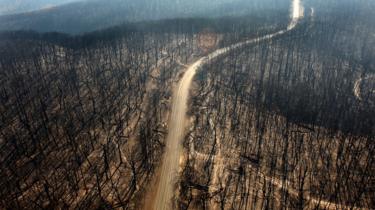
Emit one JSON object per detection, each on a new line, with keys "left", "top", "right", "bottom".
{"left": 153, "top": 1, "right": 303, "bottom": 209}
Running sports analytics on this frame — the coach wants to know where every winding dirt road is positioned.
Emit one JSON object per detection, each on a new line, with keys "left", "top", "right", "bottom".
{"left": 354, "top": 74, "right": 375, "bottom": 101}
{"left": 153, "top": 1, "right": 303, "bottom": 209}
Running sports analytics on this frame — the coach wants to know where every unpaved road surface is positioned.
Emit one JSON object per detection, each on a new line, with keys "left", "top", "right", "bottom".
{"left": 153, "top": 1, "right": 303, "bottom": 209}
{"left": 153, "top": 60, "right": 204, "bottom": 210}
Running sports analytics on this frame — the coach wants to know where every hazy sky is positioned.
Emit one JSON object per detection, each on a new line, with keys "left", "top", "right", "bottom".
{"left": 0, "top": 0, "right": 80, "bottom": 15}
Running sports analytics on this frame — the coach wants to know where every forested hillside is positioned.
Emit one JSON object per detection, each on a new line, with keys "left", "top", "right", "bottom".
{"left": 0, "top": 0, "right": 289, "bottom": 34}
{"left": 0, "top": 0, "right": 374, "bottom": 209}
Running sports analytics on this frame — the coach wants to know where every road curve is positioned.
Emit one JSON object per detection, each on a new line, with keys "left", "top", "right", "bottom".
{"left": 354, "top": 74, "right": 375, "bottom": 101}
{"left": 153, "top": 1, "right": 303, "bottom": 209}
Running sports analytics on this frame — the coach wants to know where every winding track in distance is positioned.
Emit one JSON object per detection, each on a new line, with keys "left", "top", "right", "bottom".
{"left": 354, "top": 74, "right": 375, "bottom": 101}
{"left": 153, "top": 1, "right": 303, "bottom": 209}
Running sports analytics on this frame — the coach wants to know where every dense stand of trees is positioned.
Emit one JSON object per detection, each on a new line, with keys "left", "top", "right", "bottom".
{"left": 0, "top": 28, "right": 198, "bottom": 209}
{"left": 0, "top": 11, "right": 288, "bottom": 51}
{"left": 179, "top": 4, "right": 375, "bottom": 210}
